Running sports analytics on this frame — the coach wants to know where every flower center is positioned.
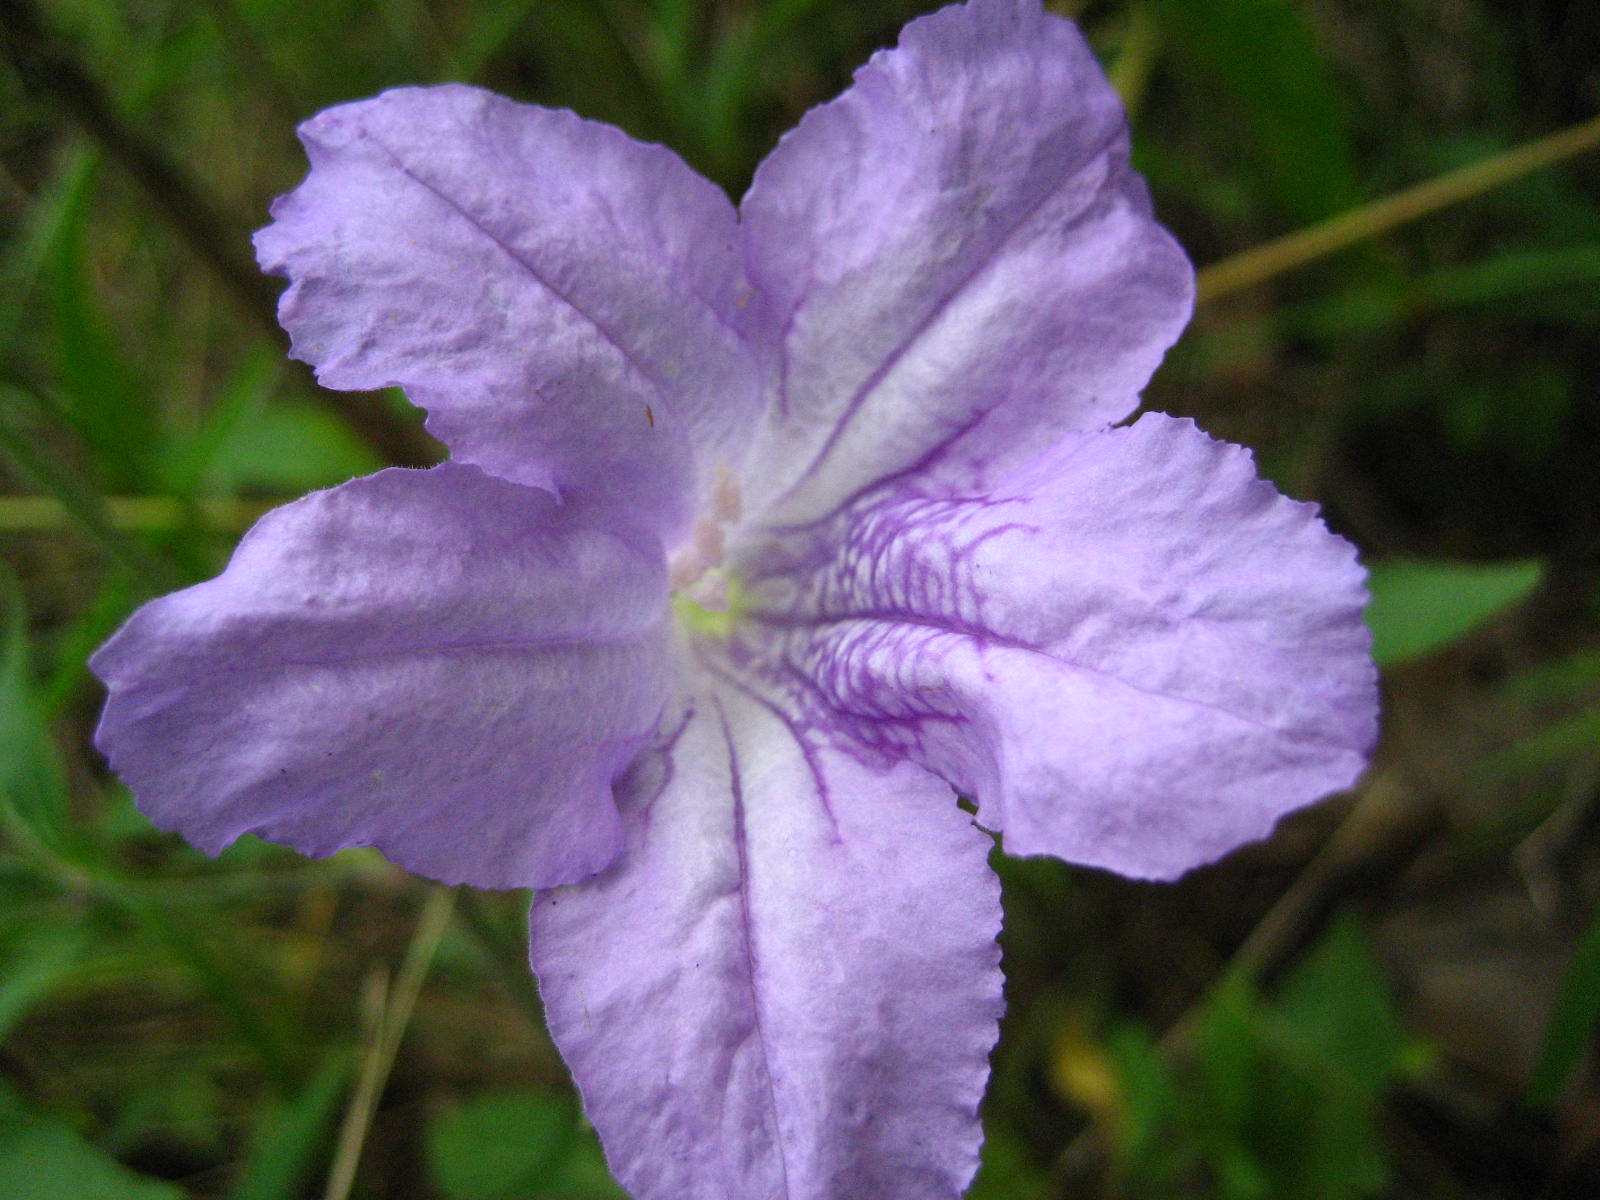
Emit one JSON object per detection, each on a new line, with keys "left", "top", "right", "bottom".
{"left": 669, "top": 465, "right": 744, "bottom": 638}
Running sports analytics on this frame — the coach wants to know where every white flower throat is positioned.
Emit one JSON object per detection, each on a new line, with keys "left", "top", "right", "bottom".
{"left": 668, "top": 465, "right": 744, "bottom": 627}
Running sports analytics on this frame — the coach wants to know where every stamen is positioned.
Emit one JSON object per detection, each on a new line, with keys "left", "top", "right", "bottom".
{"left": 668, "top": 465, "right": 744, "bottom": 617}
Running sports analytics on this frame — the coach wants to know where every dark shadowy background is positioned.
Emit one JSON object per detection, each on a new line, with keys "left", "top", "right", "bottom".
{"left": 2, "top": 1, "right": 1598, "bottom": 1196}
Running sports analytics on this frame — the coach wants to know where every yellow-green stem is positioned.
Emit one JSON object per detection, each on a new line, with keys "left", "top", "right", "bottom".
{"left": 1109, "top": 1, "right": 1161, "bottom": 123}
{"left": 323, "top": 887, "right": 455, "bottom": 1200}
{"left": 1197, "top": 112, "right": 1600, "bottom": 303}
{"left": 0, "top": 494, "right": 269, "bottom": 533}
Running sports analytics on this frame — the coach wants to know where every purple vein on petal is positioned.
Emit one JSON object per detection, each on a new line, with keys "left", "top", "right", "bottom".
{"left": 710, "top": 693, "right": 795, "bottom": 1200}
{"left": 754, "top": 605, "right": 1354, "bottom": 750}
{"left": 360, "top": 130, "right": 674, "bottom": 405}
{"left": 754, "top": 407, "right": 997, "bottom": 541}
{"left": 762, "top": 636, "right": 973, "bottom": 772}
{"left": 765, "top": 127, "right": 1124, "bottom": 512}
{"left": 166, "top": 635, "right": 659, "bottom": 680}
{"left": 763, "top": 276, "right": 813, "bottom": 423}
{"left": 698, "top": 646, "right": 842, "bottom": 843}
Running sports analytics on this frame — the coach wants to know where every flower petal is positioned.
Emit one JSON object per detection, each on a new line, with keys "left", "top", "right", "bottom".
{"left": 91, "top": 465, "right": 671, "bottom": 889}
{"left": 738, "top": 0, "right": 1192, "bottom": 526}
{"left": 528, "top": 681, "right": 1002, "bottom": 1200}
{"left": 255, "top": 85, "right": 760, "bottom": 532}
{"left": 745, "top": 414, "right": 1378, "bottom": 880}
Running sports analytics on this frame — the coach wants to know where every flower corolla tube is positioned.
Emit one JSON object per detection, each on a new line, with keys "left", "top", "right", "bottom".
{"left": 92, "top": 1, "right": 1378, "bottom": 1196}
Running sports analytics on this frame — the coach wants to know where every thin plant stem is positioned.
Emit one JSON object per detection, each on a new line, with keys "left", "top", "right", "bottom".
{"left": 1108, "top": 1, "right": 1161, "bottom": 124}
{"left": 1197, "top": 112, "right": 1600, "bottom": 302}
{"left": 0, "top": 495, "right": 272, "bottom": 533}
{"left": 0, "top": 410, "right": 177, "bottom": 590}
{"left": 323, "top": 887, "right": 456, "bottom": 1200}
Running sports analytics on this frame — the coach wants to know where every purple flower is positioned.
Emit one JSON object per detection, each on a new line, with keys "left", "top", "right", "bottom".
{"left": 91, "top": 1, "right": 1377, "bottom": 1196}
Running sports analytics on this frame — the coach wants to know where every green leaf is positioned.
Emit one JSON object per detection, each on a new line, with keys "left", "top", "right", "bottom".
{"left": 1273, "top": 913, "right": 1407, "bottom": 1103}
{"left": 1365, "top": 558, "right": 1544, "bottom": 666}
{"left": 0, "top": 148, "right": 97, "bottom": 366}
{"left": 1193, "top": 972, "right": 1262, "bottom": 1160}
{"left": 491, "top": 0, "right": 671, "bottom": 151}
{"left": 0, "top": 566, "right": 82, "bottom": 859}
{"left": 1177, "top": 916, "right": 1408, "bottom": 1200}
{"left": 45, "top": 165, "right": 158, "bottom": 491}
{"left": 0, "top": 919, "right": 88, "bottom": 1041}
{"left": 1498, "top": 648, "right": 1600, "bottom": 707}
{"left": 1529, "top": 901, "right": 1600, "bottom": 1109}
{"left": 428, "top": 1088, "right": 623, "bottom": 1200}
{"left": 103, "top": 884, "right": 297, "bottom": 1094}
{"left": 436, "top": 0, "right": 544, "bottom": 81}
{"left": 38, "top": 576, "right": 140, "bottom": 719}
{"left": 201, "top": 398, "right": 382, "bottom": 495}
{"left": 1259, "top": 914, "right": 1406, "bottom": 1200}
{"left": 1286, "top": 246, "right": 1600, "bottom": 340}
{"left": 1487, "top": 701, "right": 1600, "bottom": 779}
{"left": 226, "top": 1055, "right": 353, "bottom": 1200}
{"left": 1154, "top": 0, "right": 1360, "bottom": 224}
{"left": 0, "top": 1082, "right": 184, "bottom": 1200}
{"left": 1103, "top": 1022, "right": 1191, "bottom": 1186}
{"left": 966, "top": 1125, "right": 1051, "bottom": 1200}
{"left": 0, "top": 388, "right": 174, "bottom": 590}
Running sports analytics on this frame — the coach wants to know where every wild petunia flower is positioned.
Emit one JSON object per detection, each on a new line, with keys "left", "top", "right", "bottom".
{"left": 91, "top": 1, "right": 1377, "bottom": 1196}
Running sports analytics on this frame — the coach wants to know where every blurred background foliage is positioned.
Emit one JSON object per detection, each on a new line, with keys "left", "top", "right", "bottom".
{"left": 0, "top": 0, "right": 1598, "bottom": 1196}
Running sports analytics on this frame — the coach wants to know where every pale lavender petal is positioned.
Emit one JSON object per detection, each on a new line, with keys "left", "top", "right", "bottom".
{"left": 91, "top": 465, "right": 671, "bottom": 889}
{"left": 255, "top": 85, "right": 760, "bottom": 532}
{"left": 528, "top": 681, "right": 1002, "bottom": 1200}
{"left": 742, "top": 414, "right": 1377, "bottom": 880}
{"left": 737, "top": 0, "right": 1192, "bottom": 526}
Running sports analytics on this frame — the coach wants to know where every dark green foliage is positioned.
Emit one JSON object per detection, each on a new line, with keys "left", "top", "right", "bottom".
{"left": 428, "top": 1088, "right": 624, "bottom": 1200}
{"left": 0, "top": 1080, "right": 185, "bottom": 1200}
{"left": 2, "top": 0, "right": 1598, "bottom": 1196}
{"left": 1365, "top": 558, "right": 1543, "bottom": 666}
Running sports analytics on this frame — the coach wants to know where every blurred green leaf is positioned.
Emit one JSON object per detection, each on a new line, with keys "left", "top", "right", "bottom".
{"left": 0, "top": 387, "right": 175, "bottom": 588}
{"left": 437, "top": 0, "right": 544, "bottom": 81}
{"left": 694, "top": 0, "right": 839, "bottom": 186}
{"left": 0, "top": 565, "right": 83, "bottom": 859}
{"left": 0, "top": 1082, "right": 184, "bottom": 1200}
{"left": 495, "top": 0, "right": 667, "bottom": 149}
{"left": 1287, "top": 246, "right": 1600, "bottom": 340}
{"left": 149, "top": 340, "right": 381, "bottom": 503}
{"left": 428, "top": 1088, "right": 623, "bottom": 1200}
{"left": 226, "top": 1055, "right": 352, "bottom": 1200}
{"left": 103, "top": 883, "right": 298, "bottom": 1093}
{"left": 1104, "top": 1022, "right": 1190, "bottom": 1188}
{"left": 1274, "top": 913, "right": 1406, "bottom": 1090}
{"left": 37, "top": 576, "right": 139, "bottom": 718}
{"left": 0, "top": 919, "right": 88, "bottom": 1041}
{"left": 1088, "top": 914, "right": 1412, "bottom": 1200}
{"left": 1365, "top": 558, "right": 1544, "bottom": 666}
{"left": 1193, "top": 973, "right": 1262, "bottom": 1181}
{"left": 0, "top": 147, "right": 98, "bottom": 364}
{"left": 1154, "top": 0, "right": 1360, "bottom": 224}
{"left": 966, "top": 1126, "right": 1050, "bottom": 1200}
{"left": 46, "top": 165, "right": 157, "bottom": 489}
{"left": 1499, "top": 647, "right": 1600, "bottom": 706}
{"left": 1437, "top": 364, "right": 1571, "bottom": 463}
{"left": 1529, "top": 901, "right": 1600, "bottom": 1109}
{"left": 1258, "top": 913, "right": 1406, "bottom": 1198}
{"left": 203, "top": 399, "right": 382, "bottom": 495}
